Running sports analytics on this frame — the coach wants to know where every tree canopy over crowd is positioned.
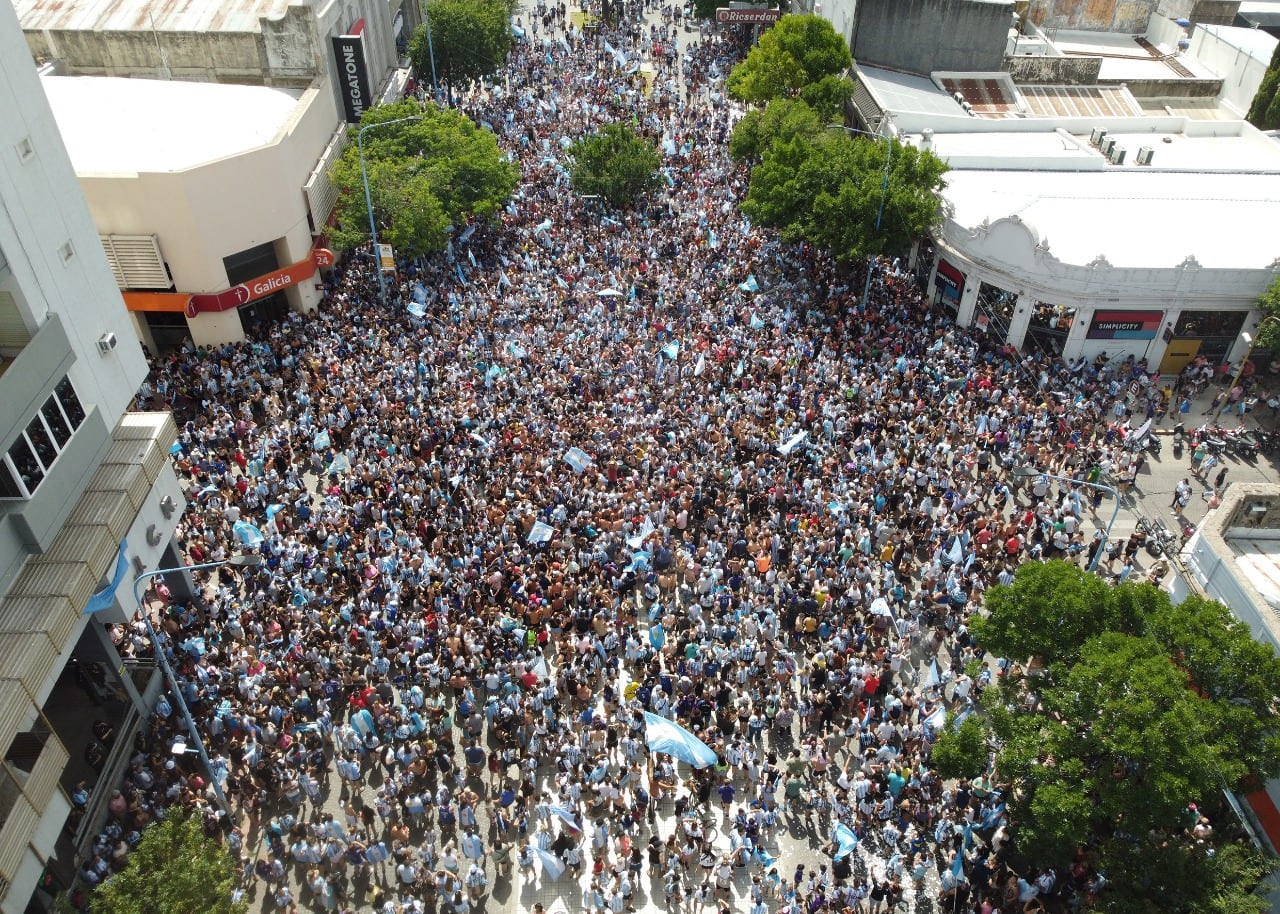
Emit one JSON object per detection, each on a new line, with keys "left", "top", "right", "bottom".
{"left": 328, "top": 100, "right": 519, "bottom": 259}
{"left": 948, "top": 561, "right": 1280, "bottom": 914}
{"left": 725, "top": 14, "right": 946, "bottom": 263}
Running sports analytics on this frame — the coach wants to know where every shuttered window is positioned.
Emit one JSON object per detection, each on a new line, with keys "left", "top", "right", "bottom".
{"left": 99, "top": 234, "right": 170, "bottom": 290}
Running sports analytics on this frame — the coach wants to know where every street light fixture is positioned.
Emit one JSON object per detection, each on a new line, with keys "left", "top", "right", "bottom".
{"left": 827, "top": 123, "right": 893, "bottom": 311}
{"left": 126, "top": 554, "right": 262, "bottom": 816}
{"left": 358, "top": 114, "right": 425, "bottom": 307}
{"left": 1012, "top": 466, "right": 1120, "bottom": 574}
{"left": 1213, "top": 316, "right": 1280, "bottom": 424}
{"left": 418, "top": 0, "right": 439, "bottom": 97}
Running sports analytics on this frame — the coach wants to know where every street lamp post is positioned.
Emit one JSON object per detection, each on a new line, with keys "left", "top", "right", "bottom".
{"left": 827, "top": 123, "right": 893, "bottom": 311}
{"left": 358, "top": 114, "right": 425, "bottom": 306}
{"left": 419, "top": 0, "right": 439, "bottom": 97}
{"left": 1213, "top": 316, "right": 1280, "bottom": 424}
{"left": 128, "top": 555, "right": 262, "bottom": 816}
{"left": 1013, "top": 467, "right": 1121, "bottom": 574}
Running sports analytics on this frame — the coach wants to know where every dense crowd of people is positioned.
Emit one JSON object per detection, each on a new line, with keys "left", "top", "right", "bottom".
{"left": 71, "top": 4, "right": 1228, "bottom": 914}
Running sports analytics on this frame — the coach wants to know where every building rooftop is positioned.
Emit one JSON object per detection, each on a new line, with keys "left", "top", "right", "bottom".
{"left": 42, "top": 76, "right": 302, "bottom": 174}
{"left": 1200, "top": 22, "right": 1279, "bottom": 62}
{"left": 1050, "top": 30, "right": 1220, "bottom": 80}
{"left": 917, "top": 122, "right": 1280, "bottom": 172}
{"left": 858, "top": 65, "right": 965, "bottom": 119}
{"left": 14, "top": 0, "right": 293, "bottom": 33}
{"left": 940, "top": 168, "right": 1280, "bottom": 270}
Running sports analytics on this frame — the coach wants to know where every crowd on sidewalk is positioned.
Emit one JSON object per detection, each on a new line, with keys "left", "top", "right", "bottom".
{"left": 72, "top": 4, "right": 1251, "bottom": 914}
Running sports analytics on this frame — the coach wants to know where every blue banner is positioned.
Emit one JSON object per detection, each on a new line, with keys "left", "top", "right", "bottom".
{"left": 85, "top": 539, "right": 129, "bottom": 614}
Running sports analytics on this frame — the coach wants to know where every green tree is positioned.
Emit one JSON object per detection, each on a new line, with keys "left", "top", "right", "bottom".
{"left": 568, "top": 123, "right": 662, "bottom": 208}
{"left": 726, "top": 14, "right": 851, "bottom": 106}
{"left": 929, "top": 712, "right": 988, "bottom": 779}
{"left": 728, "top": 97, "right": 822, "bottom": 164}
{"left": 969, "top": 561, "right": 1142, "bottom": 667}
{"left": 90, "top": 813, "right": 245, "bottom": 914}
{"left": 1146, "top": 593, "right": 1280, "bottom": 780}
{"left": 328, "top": 100, "right": 519, "bottom": 259}
{"left": 969, "top": 562, "right": 1280, "bottom": 910}
{"left": 409, "top": 0, "right": 513, "bottom": 100}
{"left": 741, "top": 130, "right": 947, "bottom": 260}
{"left": 1254, "top": 276, "right": 1280, "bottom": 357}
{"left": 798, "top": 73, "right": 854, "bottom": 122}
{"left": 1247, "top": 42, "right": 1280, "bottom": 131}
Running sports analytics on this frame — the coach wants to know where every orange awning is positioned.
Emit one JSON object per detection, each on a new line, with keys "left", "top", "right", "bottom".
{"left": 123, "top": 291, "right": 192, "bottom": 313}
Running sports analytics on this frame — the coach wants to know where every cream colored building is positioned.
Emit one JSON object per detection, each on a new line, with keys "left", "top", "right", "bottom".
{"left": 43, "top": 74, "right": 349, "bottom": 348}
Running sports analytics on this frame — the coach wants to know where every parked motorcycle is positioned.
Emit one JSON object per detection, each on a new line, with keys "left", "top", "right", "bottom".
{"left": 1172, "top": 421, "right": 1185, "bottom": 459}
{"left": 1136, "top": 516, "right": 1180, "bottom": 558}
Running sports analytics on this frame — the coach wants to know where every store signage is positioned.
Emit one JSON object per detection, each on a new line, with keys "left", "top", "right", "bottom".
{"left": 379, "top": 244, "right": 396, "bottom": 273}
{"left": 332, "top": 34, "right": 372, "bottom": 124}
{"left": 716, "top": 7, "right": 781, "bottom": 22}
{"left": 187, "top": 248, "right": 335, "bottom": 316}
{"left": 934, "top": 259, "right": 964, "bottom": 301}
{"left": 1086, "top": 309, "right": 1163, "bottom": 340}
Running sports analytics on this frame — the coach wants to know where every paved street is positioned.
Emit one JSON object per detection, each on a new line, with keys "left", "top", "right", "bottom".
{"left": 157, "top": 7, "right": 1280, "bottom": 911}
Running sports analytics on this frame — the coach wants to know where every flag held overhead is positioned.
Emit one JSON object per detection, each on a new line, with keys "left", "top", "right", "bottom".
{"left": 643, "top": 712, "right": 718, "bottom": 768}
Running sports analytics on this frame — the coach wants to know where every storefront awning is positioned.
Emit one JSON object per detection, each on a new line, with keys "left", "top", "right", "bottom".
{"left": 121, "top": 248, "right": 334, "bottom": 317}
{"left": 122, "top": 291, "right": 191, "bottom": 313}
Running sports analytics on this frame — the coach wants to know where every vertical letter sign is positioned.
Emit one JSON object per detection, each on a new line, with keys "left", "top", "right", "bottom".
{"left": 332, "top": 34, "right": 372, "bottom": 124}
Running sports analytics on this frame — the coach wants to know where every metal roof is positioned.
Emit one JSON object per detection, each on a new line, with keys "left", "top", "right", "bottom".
{"left": 14, "top": 0, "right": 294, "bottom": 34}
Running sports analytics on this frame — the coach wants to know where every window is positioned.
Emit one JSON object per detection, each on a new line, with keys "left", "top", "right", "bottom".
{"left": 0, "top": 375, "right": 85, "bottom": 499}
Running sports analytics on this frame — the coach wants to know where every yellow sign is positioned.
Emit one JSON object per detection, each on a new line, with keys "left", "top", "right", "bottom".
{"left": 378, "top": 243, "right": 395, "bottom": 274}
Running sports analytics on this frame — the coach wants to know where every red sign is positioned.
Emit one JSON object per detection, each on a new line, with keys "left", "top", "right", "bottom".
{"left": 187, "top": 248, "right": 334, "bottom": 316}
{"left": 716, "top": 7, "right": 781, "bottom": 22}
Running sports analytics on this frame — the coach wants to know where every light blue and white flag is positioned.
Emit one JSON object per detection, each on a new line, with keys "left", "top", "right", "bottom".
{"left": 564, "top": 447, "right": 592, "bottom": 474}
{"left": 777, "top": 431, "right": 806, "bottom": 456}
{"left": 535, "top": 846, "right": 565, "bottom": 879}
{"left": 528, "top": 521, "right": 554, "bottom": 545}
{"left": 548, "top": 804, "right": 580, "bottom": 833}
{"left": 232, "top": 521, "right": 264, "bottom": 547}
{"left": 662, "top": 341, "right": 680, "bottom": 360}
{"left": 832, "top": 822, "right": 859, "bottom": 860}
{"left": 643, "top": 712, "right": 717, "bottom": 768}
{"left": 739, "top": 275, "right": 759, "bottom": 293}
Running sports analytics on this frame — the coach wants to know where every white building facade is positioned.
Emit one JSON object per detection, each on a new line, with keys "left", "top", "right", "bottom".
{"left": 0, "top": 1, "right": 183, "bottom": 909}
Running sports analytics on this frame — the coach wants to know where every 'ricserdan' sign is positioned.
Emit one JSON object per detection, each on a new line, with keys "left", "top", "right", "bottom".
{"left": 716, "top": 7, "right": 781, "bottom": 22}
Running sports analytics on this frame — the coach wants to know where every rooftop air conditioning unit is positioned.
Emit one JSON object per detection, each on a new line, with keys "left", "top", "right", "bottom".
{"left": 1136, "top": 146, "right": 1154, "bottom": 165}
{"left": 954, "top": 92, "right": 966, "bottom": 105}
{"left": 962, "top": 101, "right": 974, "bottom": 114}
{"left": 1089, "top": 126, "right": 1107, "bottom": 146}
{"left": 1109, "top": 145, "right": 1126, "bottom": 164}
{"left": 1100, "top": 136, "right": 1116, "bottom": 156}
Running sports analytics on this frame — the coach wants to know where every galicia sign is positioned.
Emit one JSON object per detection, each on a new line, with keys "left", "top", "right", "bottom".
{"left": 186, "top": 248, "right": 335, "bottom": 316}
{"left": 332, "top": 34, "right": 372, "bottom": 124}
